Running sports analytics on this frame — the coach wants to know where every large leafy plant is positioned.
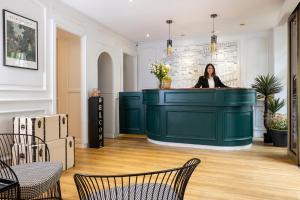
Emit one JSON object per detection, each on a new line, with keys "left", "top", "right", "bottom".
{"left": 251, "top": 74, "right": 283, "bottom": 130}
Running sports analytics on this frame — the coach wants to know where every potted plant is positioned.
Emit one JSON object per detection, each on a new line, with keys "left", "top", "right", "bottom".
{"left": 251, "top": 74, "right": 283, "bottom": 143}
{"left": 269, "top": 114, "right": 288, "bottom": 147}
{"left": 162, "top": 76, "right": 172, "bottom": 89}
{"left": 150, "top": 63, "right": 171, "bottom": 89}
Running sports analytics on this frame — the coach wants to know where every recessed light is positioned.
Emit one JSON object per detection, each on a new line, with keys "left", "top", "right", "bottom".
{"left": 129, "top": 0, "right": 133, "bottom": 2}
{"left": 146, "top": 33, "right": 150, "bottom": 38}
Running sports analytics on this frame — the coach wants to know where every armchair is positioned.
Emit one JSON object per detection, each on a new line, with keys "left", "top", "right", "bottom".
{"left": 0, "top": 133, "right": 63, "bottom": 199}
{"left": 74, "top": 158, "right": 200, "bottom": 200}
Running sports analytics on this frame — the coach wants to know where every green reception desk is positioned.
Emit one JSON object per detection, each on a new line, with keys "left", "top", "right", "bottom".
{"left": 119, "top": 88, "right": 256, "bottom": 148}
{"left": 142, "top": 88, "right": 256, "bottom": 148}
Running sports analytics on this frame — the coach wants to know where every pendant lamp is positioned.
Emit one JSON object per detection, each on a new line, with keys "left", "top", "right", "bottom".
{"left": 210, "top": 14, "right": 218, "bottom": 54}
{"left": 166, "top": 20, "right": 173, "bottom": 56}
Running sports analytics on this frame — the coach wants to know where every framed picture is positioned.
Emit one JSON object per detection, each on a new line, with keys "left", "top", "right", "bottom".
{"left": 3, "top": 9, "right": 38, "bottom": 70}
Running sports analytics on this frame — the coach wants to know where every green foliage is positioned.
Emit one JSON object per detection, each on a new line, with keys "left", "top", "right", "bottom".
{"left": 270, "top": 114, "right": 288, "bottom": 131}
{"left": 267, "top": 97, "right": 285, "bottom": 116}
{"left": 150, "top": 63, "right": 171, "bottom": 81}
{"left": 251, "top": 74, "right": 283, "bottom": 99}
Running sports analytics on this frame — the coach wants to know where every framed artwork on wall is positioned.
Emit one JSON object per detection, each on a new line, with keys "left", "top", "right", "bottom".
{"left": 2, "top": 9, "right": 38, "bottom": 70}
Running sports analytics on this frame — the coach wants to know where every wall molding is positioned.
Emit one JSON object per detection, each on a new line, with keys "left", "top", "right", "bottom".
{"left": 0, "top": 98, "right": 52, "bottom": 103}
{"left": 0, "top": 86, "right": 46, "bottom": 92}
{"left": 0, "top": 1, "right": 48, "bottom": 91}
{"left": 0, "top": 108, "right": 46, "bottom": 114}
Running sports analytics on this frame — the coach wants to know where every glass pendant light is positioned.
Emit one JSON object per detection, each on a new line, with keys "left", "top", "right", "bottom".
{"left": 210, "top": 14, "right": 218, "bottom": 54}
{"left": 166, "top": 20, "right": 173, "bottom": 56}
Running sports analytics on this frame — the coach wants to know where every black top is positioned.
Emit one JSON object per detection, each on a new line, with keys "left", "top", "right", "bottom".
{"left": 194, "top": 76, "right": 227, "bottom": 88}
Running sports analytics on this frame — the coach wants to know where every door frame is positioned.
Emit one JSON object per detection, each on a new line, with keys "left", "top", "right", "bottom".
{"left": 51, "top": 19, "right": 88, "bottom": 147}
{"left": 288, "top": 6, "right": 300, "bottom": 165}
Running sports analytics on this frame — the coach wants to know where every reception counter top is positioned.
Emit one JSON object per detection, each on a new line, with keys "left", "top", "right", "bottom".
{"left": 142, "top": 88, "right": 256, "bottom": 148}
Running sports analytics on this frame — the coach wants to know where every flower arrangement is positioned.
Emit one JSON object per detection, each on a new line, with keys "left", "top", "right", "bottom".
{"left": 270, "top": 114, "right": 287, "bottom": 131}
{"left": 150, "top": 63, "right": 171, "bottom": 89}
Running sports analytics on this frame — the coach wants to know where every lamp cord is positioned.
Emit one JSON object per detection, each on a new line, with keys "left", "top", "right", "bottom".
{"left": 212, "top": 17, "right": 215, "bottom": 34}
{"left": 169, "top": 23, "right": 171, "bottom": 39}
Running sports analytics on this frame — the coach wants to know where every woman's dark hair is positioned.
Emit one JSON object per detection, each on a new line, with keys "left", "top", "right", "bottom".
{"left": 204, "top": 63, "right": 216, "bottom": 78}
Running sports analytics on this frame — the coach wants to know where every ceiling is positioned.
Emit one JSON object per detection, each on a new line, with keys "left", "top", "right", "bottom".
{"left": 59, "top": 0, "right": 285, "bottom": 42}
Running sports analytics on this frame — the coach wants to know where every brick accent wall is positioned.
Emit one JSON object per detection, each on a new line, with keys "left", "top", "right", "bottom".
{"left": 161, "top": 41, "right": 239, "bottom": 88}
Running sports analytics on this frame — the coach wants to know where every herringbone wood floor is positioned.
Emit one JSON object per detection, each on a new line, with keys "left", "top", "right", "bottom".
{"left": 60, "top": 134, "right": 300, "bottom": 200}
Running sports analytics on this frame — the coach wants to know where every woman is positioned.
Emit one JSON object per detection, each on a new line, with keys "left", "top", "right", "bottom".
{"left": 194, "top": 63, "right": 227, "bottom": 88}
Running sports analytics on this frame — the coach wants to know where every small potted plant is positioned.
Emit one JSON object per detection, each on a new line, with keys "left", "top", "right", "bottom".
{"left": 150, "top": 63, "right": 171, "bottom": 89}
{"left": 162, "top": 76, "right": 172, "bottom": 89}
{"left": 269, "top": 113, "right": 288, "bottom": 147}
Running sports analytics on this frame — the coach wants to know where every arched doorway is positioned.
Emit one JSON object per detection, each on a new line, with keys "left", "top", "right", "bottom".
{"left": 98, "top": 52, "right": 114, "bottom": 138}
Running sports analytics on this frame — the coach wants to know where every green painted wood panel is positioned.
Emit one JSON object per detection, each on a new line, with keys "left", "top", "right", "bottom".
{"left": 164, "top": 91, "right": 216, "bottom": 104}
{"left": 119, "top": 92, "right": 144, "bottom": 134}
{"left": 223, "top": 110, "right": 253, "bottom": 142}
{"left": 146, "top": 106, "right": 161, "bottom": 137}
{"left": 166, "top": 110, "right": 218, "bottom": 140}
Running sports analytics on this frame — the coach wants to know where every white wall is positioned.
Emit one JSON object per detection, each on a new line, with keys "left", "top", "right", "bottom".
{"left": 273, "top": 23, "right": 288, "bottom": 114}
{"left": 123, "top": 54, "right": 137, "bottom": 91}
{"left": 0, "top": 0, "right": 136, "bottom": 145}
{"left": 0, "top": 0, "right": 50, "bottom": 134}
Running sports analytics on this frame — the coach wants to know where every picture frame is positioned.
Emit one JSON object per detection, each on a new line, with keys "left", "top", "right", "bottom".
{"left": 3, "top": 9, "right": 38, "bottom": 70}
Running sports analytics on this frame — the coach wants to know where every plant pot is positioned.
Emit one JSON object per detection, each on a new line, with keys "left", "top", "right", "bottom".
{"left": 162, "top": 79, "right": 172, "bottom": 89}
{"left": 264, "top": 132, "right": 272, "bottom": 143}
{"left": 270, "top": 129, "right": 287, "bottom": 147}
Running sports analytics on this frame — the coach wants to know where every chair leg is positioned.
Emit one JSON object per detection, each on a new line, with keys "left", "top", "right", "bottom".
{"left": 56, "top": 180, "right": 62, "bottom": 200}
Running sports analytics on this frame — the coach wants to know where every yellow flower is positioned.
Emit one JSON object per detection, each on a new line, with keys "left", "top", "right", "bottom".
{"left": 149, "top": 62, "right": 171, "bottom": 80}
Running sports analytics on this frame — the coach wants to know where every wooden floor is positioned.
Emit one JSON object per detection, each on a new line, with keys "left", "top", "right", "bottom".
{"left": 61, "top": 134, "right": 300, "bottom": 200}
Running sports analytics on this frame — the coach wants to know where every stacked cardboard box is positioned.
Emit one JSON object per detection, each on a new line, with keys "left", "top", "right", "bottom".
{"left": 13, "top": 114, "right": 75, "bottom": 170}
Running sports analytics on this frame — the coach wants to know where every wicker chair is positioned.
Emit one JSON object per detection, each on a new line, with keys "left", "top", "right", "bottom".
{"left": 0, "top": 133, "right": 63, "bottom": 199}
{"left": 74, "top": 158, "right": 200, "bottom": 200}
